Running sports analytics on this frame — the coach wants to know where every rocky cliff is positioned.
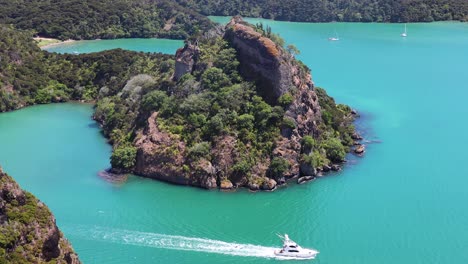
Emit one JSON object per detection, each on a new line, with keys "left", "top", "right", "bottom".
{"left": 134, "top": 112, "right": 218, "bottom": 188}
{"left": 223, "top": 17, "right": 323, "bottom": 179}
{"left": 0, "top": 167, "right": 80, "bottom": 263}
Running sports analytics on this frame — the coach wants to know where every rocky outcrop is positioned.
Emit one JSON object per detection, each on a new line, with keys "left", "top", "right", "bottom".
{"left": 134, "top": 112, "right": 189, "bottom": 184}
{"left": 173, "top": 43, "right": 200, "bottom": 81}
{"left": 354, "top": 144, "right": 365, "bottom": 155}
{"left": 134, "top": 112, "right": 218, "bottom": 188}
{"left": 0, "top": 167, "right": 80, "bottom": 263}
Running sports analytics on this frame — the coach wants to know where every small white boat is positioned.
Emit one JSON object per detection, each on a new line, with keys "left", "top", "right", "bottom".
{"left": 328, "top": 30, "right": 339, "bottom": 41}
{"left": 401, "top": 23, "right": 407, "bottom": 37}
{"left": 274, "top": 234, "right": 319, "bottom": 259}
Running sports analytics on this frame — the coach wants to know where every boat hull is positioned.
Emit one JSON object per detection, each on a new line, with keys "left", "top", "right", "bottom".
{"left": 274, "top": 250, "right": 318, "bottom": 259}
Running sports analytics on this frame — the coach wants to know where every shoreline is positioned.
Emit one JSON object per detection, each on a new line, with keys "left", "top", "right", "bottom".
{"left": 34, "top": 37, "right": 76, "bottom": 49}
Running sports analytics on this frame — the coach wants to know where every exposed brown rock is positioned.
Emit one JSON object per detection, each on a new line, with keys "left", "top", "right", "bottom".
{"left": 134, "top": 112, "right": 189, "bottom": 185}
{"left": 225, "top": 16, "right": 311, "bottom": 103}
{"left": 352, "top": 132, "right": 363, "bottom": 140}
{"left": 331, "top": 164, "right": 341, "bottom": 171}
{"left": 173, "top": 43, "right": 200, "bottom": 81}
{"left": 354, "top": 145, "right": 366, "bottom": 154}
{"left": 220, "top": 179, "right": 234, "bottom": 190}
{"left": 261, "top": 178, "right": 277, "bottom": 191}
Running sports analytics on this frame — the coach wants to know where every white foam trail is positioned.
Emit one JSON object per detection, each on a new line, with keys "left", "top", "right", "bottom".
{"left": 67, "top": 226, "right": 313, "bottom": 260}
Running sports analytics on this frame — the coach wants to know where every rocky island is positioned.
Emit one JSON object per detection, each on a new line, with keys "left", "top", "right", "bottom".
{"left": 98, "top": 17, "right": 361, "bottom": 191}
{"left": 0, "top": 167, "right": 80, "bottom": 263}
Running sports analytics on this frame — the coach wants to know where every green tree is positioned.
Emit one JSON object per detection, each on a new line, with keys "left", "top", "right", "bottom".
{"left": 269, "top": 157, "right": 290, "bottom": 179}
{"left": 200, "top": 67, "right": 231, "bottom": 91}
{"left": 110, "top": 145, "right": 137, "bottom": 171}
{"left": 278, "top": 92, "right": 294, "bottom": 106}
{"left": 322, "top": 137, "right": 346, "bottom": 162}
{"left": 141, "top": 90, "right": 169, "bottom": 112}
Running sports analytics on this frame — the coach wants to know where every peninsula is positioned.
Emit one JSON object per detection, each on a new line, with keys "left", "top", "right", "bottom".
{"left": 0, "top": 17, "right": 362, "bottom": 191}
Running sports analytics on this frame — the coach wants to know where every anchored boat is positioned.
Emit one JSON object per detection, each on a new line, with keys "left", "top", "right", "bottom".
{"left": 274, "top": 234, "right": 319, "bottom": 259}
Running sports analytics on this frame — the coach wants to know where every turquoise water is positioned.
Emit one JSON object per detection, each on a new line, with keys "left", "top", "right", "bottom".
{"left": 2, "top": 19, "right": 468, "bottom": 263}
{"left": 43, "top": 38, "right": 183, "bottom": 54}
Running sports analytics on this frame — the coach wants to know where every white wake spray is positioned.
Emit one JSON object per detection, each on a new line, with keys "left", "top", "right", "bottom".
{"left": 66, "top": 226, "right": 313, "bottom": 260}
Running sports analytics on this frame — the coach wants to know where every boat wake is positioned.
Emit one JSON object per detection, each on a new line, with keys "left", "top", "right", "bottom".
{"left": 65, "top": 226, "right": 312, "bottom": 260}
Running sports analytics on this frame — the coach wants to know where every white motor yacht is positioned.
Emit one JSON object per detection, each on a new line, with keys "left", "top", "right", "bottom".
{"left": 274, "top": 234, "right": 319, "bottom": 259}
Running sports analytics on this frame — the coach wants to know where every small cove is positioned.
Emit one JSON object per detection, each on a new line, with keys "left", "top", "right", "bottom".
{"left": 43, "top": 38, "right": 184, "bottom": 54}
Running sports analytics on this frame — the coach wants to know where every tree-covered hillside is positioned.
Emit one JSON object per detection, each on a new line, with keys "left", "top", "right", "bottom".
{"left": 0, "top": 25, "right": 175, "bottom": 111}
{"left": 176, "top": 0, "right": 468, "bottom": 22}
{"left": 0, "top": 0, "right": 213, "bottom": 40}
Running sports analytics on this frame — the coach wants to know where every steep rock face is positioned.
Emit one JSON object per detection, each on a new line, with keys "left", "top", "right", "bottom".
{"left": 134, "top": 112, "right": 217, "bottom": 188}
{"left": 224, "top": 17, "right": 311, "bottom": 103}
{"left": 0, "top": 167, "right": 80, "bottom": 263}
{"left": 225, "top": 17, "right": 322, "bottom": 179}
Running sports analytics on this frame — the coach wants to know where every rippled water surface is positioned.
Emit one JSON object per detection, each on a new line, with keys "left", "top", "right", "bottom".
{"left": 1, "top": 18, "right": 468, "bottom": 263}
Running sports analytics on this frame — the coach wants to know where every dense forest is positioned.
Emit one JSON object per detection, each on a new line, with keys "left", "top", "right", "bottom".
{"left": 176, "top": 0, "right": 468, "bottom": 22}
{"left": 0, "top": 0, "right": 466, "bottom": 42}
{"left": 0, "top": 0, "right": 213, "bottom": 40}
{"left": 0, "top": 25, "right": 175, "bottom": 111}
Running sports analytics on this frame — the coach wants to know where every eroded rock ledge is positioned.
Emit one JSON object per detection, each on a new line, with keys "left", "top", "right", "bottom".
{"left": 0, "top": 167, "right": 80, "bottom": 263}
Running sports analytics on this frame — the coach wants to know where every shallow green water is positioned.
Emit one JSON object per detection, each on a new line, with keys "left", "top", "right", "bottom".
{"left": 2, "top": 19, "right": 468, "bottom": 263}
{"left": 43, "top": 38, "right": 183, "bottom": 54}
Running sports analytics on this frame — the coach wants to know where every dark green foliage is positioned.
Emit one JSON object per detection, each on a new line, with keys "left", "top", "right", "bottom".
{"left": 110, "top": 145, "right": 137, "bottom": 171}
{"left": 141, "top": 90, "right": 170, "bottom": 112}
{"left": 316, "top": 87, "right": 355, "bottom": 147}
{"left": 201, "top": 67, "right": 231, "bottom": 91}
{"left": 301, "top": 135, "right": 315, "bottom": 150}
{"left": 237, "top": 114, "right": 255, "bottom": 130}
{"left": 176, "top": 0, "right": 468, "bottom": 22}
{"left": 278, "top": 92, "right": 294, "bottom": 106}
{"left": 188, "top": 141, "right": 211, "bottom": 159}
{"left": 321, "top": 137, "right": 346, "bottom": 162}
{"left": 0, "top": 0, "right": 213, "bottom": 40}
{"left": 282, "top": 117, "right": 296, "bottom": 129}
{"left": 269, "top": 157, "right": 290, "bottom": 179}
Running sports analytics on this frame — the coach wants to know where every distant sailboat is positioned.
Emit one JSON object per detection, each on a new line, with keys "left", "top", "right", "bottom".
{"left": 328, "top": 30, "right": 339, "bottom": 41}
{"left": 401, "top": 23, "right": 407, "bottom": 37}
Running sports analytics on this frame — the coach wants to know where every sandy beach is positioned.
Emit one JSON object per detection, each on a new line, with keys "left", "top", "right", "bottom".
{"left": 33, "top": 37, "right": 75, "bottom": 48}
